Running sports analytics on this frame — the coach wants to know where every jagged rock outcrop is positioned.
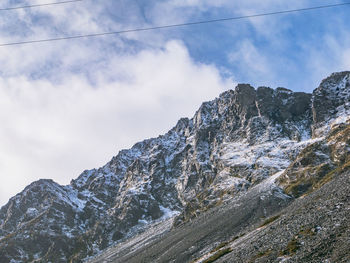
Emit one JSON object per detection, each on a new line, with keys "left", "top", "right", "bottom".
{"left": 312, "top": 71, "right": 350, "bottom": 124}
{"left": 88, "top": 120, "right": 350, "bottom": 263}
{"left": 278, "top": 72, "right": 350, "bottom": 197}
{"left": 0, "top": 71, "right": 349, "bottom": 263}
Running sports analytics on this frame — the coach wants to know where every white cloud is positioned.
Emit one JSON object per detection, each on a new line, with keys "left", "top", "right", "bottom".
{"left": 228, "top": 39, "right": 272, "bottom": 77}
{"left": 0, "top": 40, "right": 232, "bottom": 205}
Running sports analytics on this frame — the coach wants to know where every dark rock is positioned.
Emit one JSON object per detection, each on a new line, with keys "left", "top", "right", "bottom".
{"left": 312, "top": 71, "right": 350, "bottom": 124}
{"left": 0, "top": 71, "right": 349, "bottom": 262}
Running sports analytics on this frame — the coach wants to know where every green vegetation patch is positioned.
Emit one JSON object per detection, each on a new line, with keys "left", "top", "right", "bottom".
{"left": 210, "top": 241, "right": 229, "bottom": 253}
{"left": 279, "top": 238, "right": 300, "bottom": 256}
{"left": 299, "top": 227, "right": 316, "bottom": 237}
{"left": 284, "top": 163, "right": 333, "bottom": 198}
{"left": 259, "top": 215, "right": 280, "bottom": 228}
{"left": 230, "top": 233, "right": 245, "bottom": 242}
{"left": 313, "top": 160, "right": 350, "bottom": 192}
{"left": 202, "top": 248, "right": 233, "bottom": 263}
{"left": 248, "top": 249, "right": 272, "bottom": 263}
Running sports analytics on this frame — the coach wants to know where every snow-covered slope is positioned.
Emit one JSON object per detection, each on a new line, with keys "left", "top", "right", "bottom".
{"left": 0, "top": 71, "right": 349, "bottom": 262}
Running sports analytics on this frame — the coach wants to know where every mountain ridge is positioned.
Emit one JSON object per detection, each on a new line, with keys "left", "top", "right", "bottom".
{"left": 1, "top": 71, "right": 349, "bottom": 262}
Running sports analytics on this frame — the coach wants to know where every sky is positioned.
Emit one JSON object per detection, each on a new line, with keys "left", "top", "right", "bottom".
{"left": 0, "top": 0, "right": 350, "bottom": 206}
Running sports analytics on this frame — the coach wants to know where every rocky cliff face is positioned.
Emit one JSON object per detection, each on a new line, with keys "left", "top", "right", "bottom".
{"left": 312, "top": 71, "right": 350, "bottom": 125}
{"left": 0, "top": 72, "right": 349, "bottom": 263}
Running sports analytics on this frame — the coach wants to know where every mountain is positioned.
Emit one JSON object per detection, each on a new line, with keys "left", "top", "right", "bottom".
{"left": 0, "top": 71, "right": 349, "bottom": 263}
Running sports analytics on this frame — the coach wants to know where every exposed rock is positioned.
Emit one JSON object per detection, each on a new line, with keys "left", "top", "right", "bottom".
{"left": 312, "top": 71, "right": 350, "bottom": 124}
{"left": 0, "top": 71, "right": 349, "bottom": 262}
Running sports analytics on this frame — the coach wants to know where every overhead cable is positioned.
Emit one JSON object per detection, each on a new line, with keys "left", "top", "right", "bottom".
{"left": 0, "top": 2, "right": 349, "bottom": 47}
{"left": 0, "top": 0, "right": 83, "bottom": 11}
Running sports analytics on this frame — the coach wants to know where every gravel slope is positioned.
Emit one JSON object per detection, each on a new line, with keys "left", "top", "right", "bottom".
{"left": 88, "top": 169, "right": 350, "bottom": 263}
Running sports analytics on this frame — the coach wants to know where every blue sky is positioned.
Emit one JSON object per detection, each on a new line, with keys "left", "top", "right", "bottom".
{"left": 0, "top": 0, "right": 349, "bottom": 205}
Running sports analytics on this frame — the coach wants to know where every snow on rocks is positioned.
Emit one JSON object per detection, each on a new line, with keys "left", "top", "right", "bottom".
{"left": 1, "top": 71, "right": 349, "bottom": 262}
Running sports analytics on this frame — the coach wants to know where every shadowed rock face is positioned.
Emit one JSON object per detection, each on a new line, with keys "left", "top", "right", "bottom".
{"left": 0, "top": 72, "right": 349, "bottom": 263}
{"left": 312, "top": 71, "right": 350, "bottom": 124}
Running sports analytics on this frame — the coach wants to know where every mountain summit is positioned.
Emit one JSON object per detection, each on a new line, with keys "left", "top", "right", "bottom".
{"left": 1, "top": 72, "right": 349, "bottom": 263}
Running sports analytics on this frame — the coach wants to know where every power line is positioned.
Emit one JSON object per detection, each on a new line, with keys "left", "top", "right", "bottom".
{"left": 0, "top": 2, "right": 349, "bottom": 47}
{"left": 0, "top": 0, "right": 83, "bottom": 11}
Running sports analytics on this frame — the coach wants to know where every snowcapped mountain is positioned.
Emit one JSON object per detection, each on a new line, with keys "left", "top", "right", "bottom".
{"left": 0, "top": 71, "right": 349, "bottom": 263}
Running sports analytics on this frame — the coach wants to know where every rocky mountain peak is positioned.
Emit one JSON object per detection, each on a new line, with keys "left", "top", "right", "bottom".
{"left": 312, "top": 71, "right": 350, "bottom": 124}
{"left": 0, "top": 72, "right": 349, "bottom": 263}
{"left": 192, "top": 82, "right": 313, "bottom": 144}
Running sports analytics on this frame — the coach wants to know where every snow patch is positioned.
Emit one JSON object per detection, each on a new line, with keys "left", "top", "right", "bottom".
{"left": 159, "top": 205, "right": 180, "bottom": 219}
{"left": 26, "top": 208, "right": 38, "bottom": 217}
